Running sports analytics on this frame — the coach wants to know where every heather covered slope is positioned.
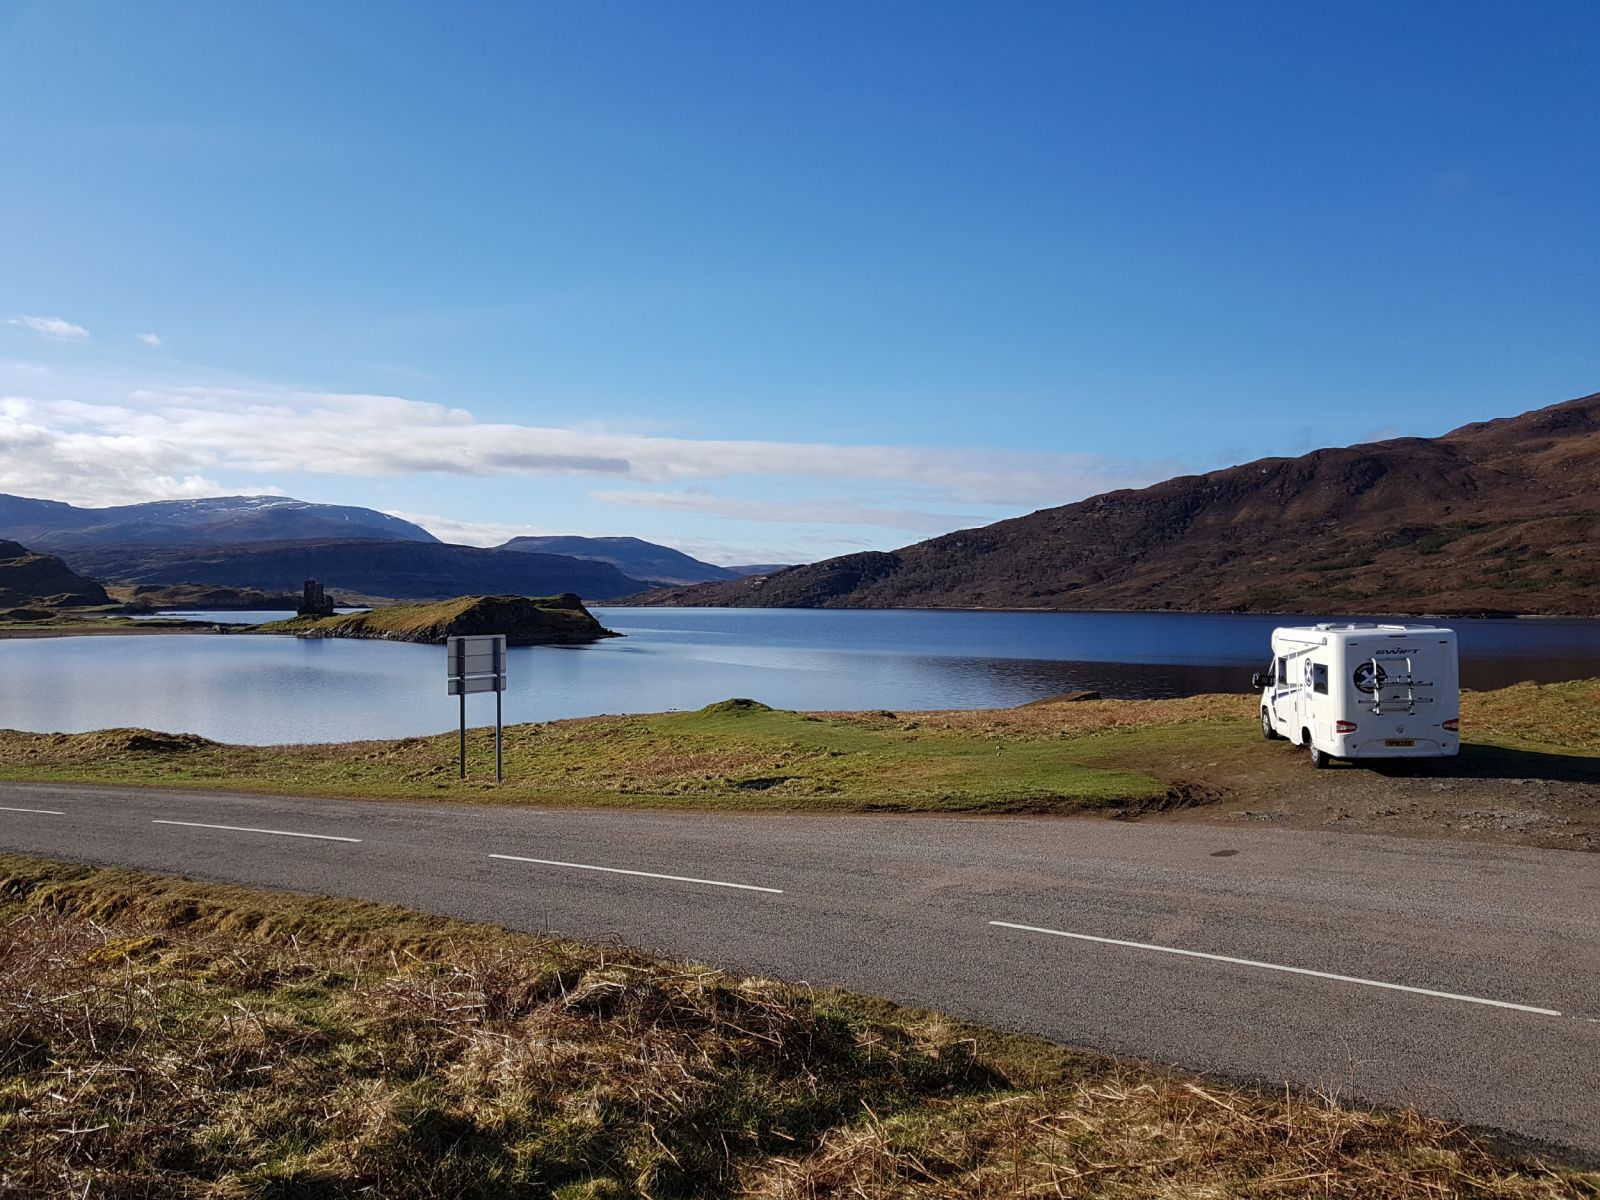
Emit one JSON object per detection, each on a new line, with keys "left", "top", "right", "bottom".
{"left": 632, "top": 391, "right": 1600, "bottom": 615}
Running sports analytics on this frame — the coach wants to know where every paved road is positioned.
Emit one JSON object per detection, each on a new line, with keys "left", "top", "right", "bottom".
{"left": 2, "top": 780, "right": 1597, "bottom": 1158}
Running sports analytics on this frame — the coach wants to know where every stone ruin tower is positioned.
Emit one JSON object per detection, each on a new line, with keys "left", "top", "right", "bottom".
{"left": 298, "top": 578, "right": 336, "bottom": 618}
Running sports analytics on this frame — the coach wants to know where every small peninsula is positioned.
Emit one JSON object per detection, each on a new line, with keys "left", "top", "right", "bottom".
{"left": 256, "top": 593, "right": 617, "bottom": 645}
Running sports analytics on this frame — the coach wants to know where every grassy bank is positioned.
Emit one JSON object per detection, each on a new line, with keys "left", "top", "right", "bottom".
{"left": 0, "top": 695, "right": 1219, "bottom": 813}
{"left": 0, "top": 683, "right": 1596, "bottom": 815}
{"left": 1, "top": 853, "right": 1592, "bottom": 1198}
{"left": 0, "top": 610, "right": 218, "bottom": 637}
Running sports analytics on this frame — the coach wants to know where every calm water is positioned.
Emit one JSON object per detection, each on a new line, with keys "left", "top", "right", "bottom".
{"left": 1, "top": 607, "right": 1596, "bottom": 745}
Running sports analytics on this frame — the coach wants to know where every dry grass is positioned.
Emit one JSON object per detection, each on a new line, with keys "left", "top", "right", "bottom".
{"left": 741, "top": 1080, "right": 1594, "bottom": 1199}
{"left": 1, "top": 853, "right": 1595, "bottom": 1199}
{"left": 1461, "top": 680, "right": 1600, "bottom": 753}
{"left": 899, "top": 692, "right": 1256, "bottom": 738}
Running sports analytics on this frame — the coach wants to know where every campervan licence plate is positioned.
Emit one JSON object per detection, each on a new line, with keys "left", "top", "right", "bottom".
{"left": 1384, "top": 739, "right": 1415, "bottom": 748}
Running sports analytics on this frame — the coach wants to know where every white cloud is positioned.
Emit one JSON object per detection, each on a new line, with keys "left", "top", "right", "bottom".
{"left": 0, "top": 394, "right": 222, "bottom": 504}
{"left": 591, "top": 488, "right": 977, "bottom": 533}
{"left": 649, "top": 534, "right": 809, "bottom": 568}
{"left": 386, "top": 511, "right": 565, "bottom": 548}
{"left": 135, "top": 333, "right": 163, "bottom": 347}
{"left": 0, "top": 364, "right": 1180, "bottom": 531}
{"left": 8, "top": 315, "right": 90, "bottom": 340}
{"left": 388, "top": 509, "right": 817, "bottom": 567}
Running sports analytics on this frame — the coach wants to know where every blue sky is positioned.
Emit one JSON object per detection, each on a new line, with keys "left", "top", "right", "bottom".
{"left": 2, "top": 2, "right": 1596, "bottom": 564}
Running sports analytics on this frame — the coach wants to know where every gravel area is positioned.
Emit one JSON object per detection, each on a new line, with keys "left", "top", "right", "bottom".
{"left": 1149, "top": 739, "right": 1599, "bottom": 851}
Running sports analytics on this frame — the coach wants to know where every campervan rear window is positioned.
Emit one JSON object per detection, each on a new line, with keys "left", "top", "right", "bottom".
{"left": 1312, "top": 663, "right": 1328, "bottom": 694}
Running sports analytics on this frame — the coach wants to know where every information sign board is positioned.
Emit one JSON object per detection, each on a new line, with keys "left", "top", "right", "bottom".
{"left": 446, "top": 635, "right": 508, "bottom": 780}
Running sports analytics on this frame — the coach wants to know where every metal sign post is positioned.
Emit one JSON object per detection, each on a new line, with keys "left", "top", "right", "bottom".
{"left": 446, "top": 634, "right": 507, "bottom": 782}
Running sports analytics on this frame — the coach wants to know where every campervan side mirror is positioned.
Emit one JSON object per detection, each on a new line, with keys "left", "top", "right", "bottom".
{"left": 1250, "top": 672, "right": 1265, "bottom": 690}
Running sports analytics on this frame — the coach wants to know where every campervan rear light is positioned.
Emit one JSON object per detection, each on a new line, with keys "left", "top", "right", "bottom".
{"left": 1335, "top": 720, "right": 1358, "bottom": 734}
{"left": 1443, "top": 718, "right": 1459, "bottom": 732}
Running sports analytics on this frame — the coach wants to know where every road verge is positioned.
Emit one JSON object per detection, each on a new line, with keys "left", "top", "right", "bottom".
{"left": 2, "top": 852, "right": 1593, "bottom": 1196}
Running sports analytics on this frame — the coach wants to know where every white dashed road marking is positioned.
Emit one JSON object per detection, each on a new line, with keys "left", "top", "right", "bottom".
{"left": 151, "top": 819, "right": 361, "bottom": 843}
{"left": 989, "top": 920, "right": 1563, "bottom": 1017}
{"left": 490, "top": 853, "right": 782, "bottom": 894}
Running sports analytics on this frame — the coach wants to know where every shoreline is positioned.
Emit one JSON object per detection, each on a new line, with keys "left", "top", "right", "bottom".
{"left": 0, "top": 622, "right": 227, "bottom": 639}
{"left": 8, "top": 605, "right": 1598, "bottom": 640}
{"left": 604, "top": 601, "right": 1599, "bottom": 620}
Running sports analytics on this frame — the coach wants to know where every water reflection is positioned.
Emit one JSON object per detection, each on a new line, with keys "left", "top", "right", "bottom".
{"left": 0, "top": 607, "right": 1594, "bottom": 745}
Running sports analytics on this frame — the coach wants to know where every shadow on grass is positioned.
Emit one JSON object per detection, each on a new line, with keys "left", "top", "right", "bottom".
{"left": 1366, "top": 743, "right": 1600, "bottom": 783}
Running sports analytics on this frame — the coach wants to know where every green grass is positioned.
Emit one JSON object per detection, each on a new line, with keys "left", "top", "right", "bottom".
{"left": 0, "top": 696, "right": 1184, "bottom": 813}
{"left": 2, "top": 853, "right": 1592, "bottom": 1198}
{"left": 0, "top": 610, "right": 209, "bottom": 635}
{"left": 2, "top": 683, "right": 1596, "bottom": 815}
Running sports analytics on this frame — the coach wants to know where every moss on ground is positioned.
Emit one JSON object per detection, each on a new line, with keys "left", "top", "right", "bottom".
{"left": 1, "top": 853, "right": 1592, "bottom": 1198}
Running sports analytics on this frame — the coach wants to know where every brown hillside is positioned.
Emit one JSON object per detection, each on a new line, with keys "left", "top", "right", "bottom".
{"left": 632, "top": 391, "right": 1600, "bottom": 616}
{"left": 0, "top": 541, "right": 111, "bottom": 608}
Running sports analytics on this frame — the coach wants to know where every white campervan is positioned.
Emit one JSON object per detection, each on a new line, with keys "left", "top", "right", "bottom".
{"left": 1252, "top": 623, "right": 1460, "bottom": 767}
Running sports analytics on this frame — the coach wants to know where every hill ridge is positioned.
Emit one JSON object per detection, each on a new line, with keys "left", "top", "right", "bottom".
{"left": 63, "top": 538, "right": 648, "bottom": 603}
{"left": 0, "top": 493, "right": 438, "bottom": 552}
{"left": 0, "top": 540, "right": 112, "bottom": 608}
{"left": 627, "top": 391, "right": 1600, "bottom": 617}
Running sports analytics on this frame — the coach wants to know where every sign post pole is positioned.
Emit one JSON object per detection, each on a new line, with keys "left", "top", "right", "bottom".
{"left": 446, "top": 634, "right": 509, "bottom": 782}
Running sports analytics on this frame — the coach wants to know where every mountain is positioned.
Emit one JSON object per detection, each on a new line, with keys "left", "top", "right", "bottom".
{"left": 497, "top": 535, "right": 739, "bottom": 585}
{"left": 725, "top": 564, "right": 794, "bottom": 577}
{"left": 626, "top": 391, "right": 1600, "bottom": 617}
{"left": 64, "top": 539, "right": 647, "bottom": 603}
{"left": 0, "top": 541, "right": 111, "bottom": 608}
{"left": 0, "top": 494, "right": 438, "bottom": 552}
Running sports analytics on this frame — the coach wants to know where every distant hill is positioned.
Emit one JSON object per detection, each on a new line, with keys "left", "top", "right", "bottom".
{"left": 498, "top": 535, "right": 739, "bottom": 586}
{"left": 64, "top": 539, "right": 647, "bottom": 603}
{"left": 110, "top": 584, "right": 322, "bottom": 612}
{"left": 0, "top": 540, "right": 111, "bottom": 608}
{"left": 627, "top": 391, "right": 1600, "bottom": 617}
{"left": 725, "top": 563, "right": 794, "bottom": 577}
{"left": 0, "top": 494, "right": 437, "bottom": 552}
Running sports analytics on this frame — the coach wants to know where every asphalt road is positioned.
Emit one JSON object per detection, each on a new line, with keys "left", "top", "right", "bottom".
{"left": 3, "top": 780, "right": 1597, "bottom": 1159}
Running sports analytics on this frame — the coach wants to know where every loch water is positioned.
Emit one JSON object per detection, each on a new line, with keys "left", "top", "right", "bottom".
{"left": 2, "top": 606, "right": 1596, "bottom": 745}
